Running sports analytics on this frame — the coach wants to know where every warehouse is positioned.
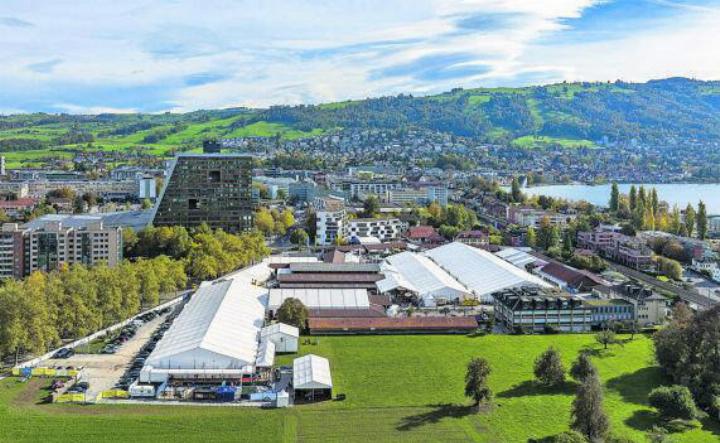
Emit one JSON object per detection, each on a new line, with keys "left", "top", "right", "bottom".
{"left": 425, "top": 242, "right": 550, "bottom": 302}
{"left": 293, "top": 354, "right": 333, "bottom": 403}
{"left": 268, "top": 288, "right": 370, "bottom": 312}
{"left": 275, "top": 262, "right": 384, "bottom": 290}
{"left": 378, "top": 251, "right": 471, "bottom": 305}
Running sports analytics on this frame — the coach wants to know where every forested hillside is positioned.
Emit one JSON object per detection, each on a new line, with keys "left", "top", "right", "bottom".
{"left": 2, "top": 77, "right": 720, "bottom": 167}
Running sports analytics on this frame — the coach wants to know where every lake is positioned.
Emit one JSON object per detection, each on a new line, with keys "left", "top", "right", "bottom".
{"left": 522, "top": 183, "right": 720, "bottom": 215}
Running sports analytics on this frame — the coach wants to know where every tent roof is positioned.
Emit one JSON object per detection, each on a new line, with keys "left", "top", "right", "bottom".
{"left": 146, "top": 270, "right": 268, "bottom": 369}
{"left": 378, "top": 251, "right": 468, "bottom": 297}
{"left": 268, "top": 288, "right": 370, "bottom": 310}
{"left": 425, "top": 242, "right": 550, "bottom": 298}
{"left": 261, "top": 322, "right": 300, "bottom": 338}
{"left": 293, "top": 354, "right": 332, "bottom": 390}
{"left": 255, "top": 339, "right": 275, "bottom": 368}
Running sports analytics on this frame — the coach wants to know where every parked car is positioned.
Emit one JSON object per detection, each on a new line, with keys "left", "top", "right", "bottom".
{"left": 52, "top": 348, "right": 74, "bottom": 359}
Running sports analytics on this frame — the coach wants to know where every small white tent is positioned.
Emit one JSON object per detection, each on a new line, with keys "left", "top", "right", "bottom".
{"left": 261, "top": 323, "right": 300, "bottom": 353}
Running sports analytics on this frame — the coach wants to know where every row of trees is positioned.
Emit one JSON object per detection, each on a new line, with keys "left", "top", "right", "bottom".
{"left": 0, "top": 257, "right": 186, "bottom": 364}
{"left": 255, "top": 207, "right": 296, "bottom": 237}
{"left": 609, "top": 183, "right": 709, "bottom": 239}
{"left": 123, "top": 224, "right": 270, "bottom": 281}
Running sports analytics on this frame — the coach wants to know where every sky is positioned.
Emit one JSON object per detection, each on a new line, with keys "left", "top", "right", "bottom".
{"left": 1, "top": 0, "right": 720, "bottom": 114}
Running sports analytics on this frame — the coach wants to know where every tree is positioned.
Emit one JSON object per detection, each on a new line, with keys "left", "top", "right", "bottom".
{"left": 279, "top": 208, "right": 295, "bottom": 230}
{"left": 276, "top": 297, "right": 309, "bottom": 330}
{"left": 629, "top": 185, "right": 637, "bottom": 211}
{"left": 696, "top": 200, "right": 708, "bottom": 240}
{"left": 650, "top": 188, "right": 659, "bottom": 215}
{"left": 255, "top": 207, "right": 275, "bottom": 235}
{"left": 553, "top": 431, "right": 588, "bottom": 443}
{"left": 684, "top": 204, "right": 695, "bottom": 237}
{"left": 654, "top": 304, "right": 720, "bottom": 415}
{"left": 141, "top": 198, "right": 153, "bottom": 210}
{"left": 362, "top": 195, "right": 380, "bottom": 218}
{"left": 534, "top": 346, "right": 566, "bottom": 387}
{"left": 570, "top": 353, "right": 598, "bottom": 382}
{"left": 526, "top": 226, "right": 537, "bottom": 248}
{"left": 511, "top": 177, "right": 523, "bottom": 203}
{"left": 290, "top": 228, "right": 309, "bottom": 246}
{"left": 648, "top": 385, "right": 697, "bottom": 421}
{"left": 609, "top": 182, "right": 619, "bottom": 212}
{"left": 571, "top": 373, "right": 609, "bottom": 442}
{"left": 594, "top": 329, "right": 618, "bottom": 350}
{"left": 464, "top": 357, "right": 492, "bottom": 407}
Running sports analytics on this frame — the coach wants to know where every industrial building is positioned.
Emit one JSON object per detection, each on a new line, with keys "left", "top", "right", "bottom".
{"left": 152, "top": 154, "right": 255, "bottom": 233}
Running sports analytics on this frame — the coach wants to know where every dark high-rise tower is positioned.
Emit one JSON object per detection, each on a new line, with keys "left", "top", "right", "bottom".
{"left": 152, "top": 154, "right": 255, "bottom": 233}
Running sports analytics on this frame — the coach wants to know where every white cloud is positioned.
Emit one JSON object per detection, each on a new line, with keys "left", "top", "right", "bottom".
{"left": 0, "top": 0, "right": 717, "bottom": 113}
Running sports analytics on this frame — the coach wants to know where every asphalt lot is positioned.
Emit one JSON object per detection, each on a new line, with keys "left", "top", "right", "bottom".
{"left": 44, "top": 313, "right": 168, "bottom": 400}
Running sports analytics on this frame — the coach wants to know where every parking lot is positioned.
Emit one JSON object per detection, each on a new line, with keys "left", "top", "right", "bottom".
{"left": 44, "top": 313, "right": 168, "bottom": 400}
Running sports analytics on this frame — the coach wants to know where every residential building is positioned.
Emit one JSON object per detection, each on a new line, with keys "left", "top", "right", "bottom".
{"left": 316, "top": 208, "right": 346, "bottom": 246}
{"left": 0, "top": 198, "right": 38, "bottom": 218}
{"left": 348, "top": 181, "right": 402, "bottom": 199}
{"left": 455, "top": 230, "right": 488, "bottom": 247}
{"left": 493, "top": 286, "right": 592, "bottom": 333}
{"left": 509, "top": 206, "right": 576, "bottom": 228}
{"left": 152, "top": 154, "right": 255, "bottom": 233}
{"left": 691, "top": 258, "right": 720, "bottom": 282}
{"left": 0, "top": 223, "right": 27, "bottom": 279}
{"left": 0, "top": 216, "right": 123, "bottom": 278}
{"left": 346, "top": 218, "right": 404, "bottom": 243}
{"left": 593, "top": 283, "right": 669, "bottom": 326}
{"left": 578, "top": 226, "right": 653, "bottom": 271}
{"left": 406, "top": 225, "right": 438, "bottom": 243}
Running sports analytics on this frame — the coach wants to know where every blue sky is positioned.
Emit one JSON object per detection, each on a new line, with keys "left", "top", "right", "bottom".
{"left": 1, "top": 0, "right": 719, "bottom": 113}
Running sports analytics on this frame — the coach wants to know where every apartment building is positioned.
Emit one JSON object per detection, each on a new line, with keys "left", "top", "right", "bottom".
{"left": 578, "top": 225, "right": 653, "bottom": 271}
{"left": 0, "top": 216, "right": 123, "bottom": 278}
{"left": 346, "top": 218, "right": 404, "bottom": 243}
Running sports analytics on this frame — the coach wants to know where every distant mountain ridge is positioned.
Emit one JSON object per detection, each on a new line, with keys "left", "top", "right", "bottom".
{"left": 3, "top": 78, "right": 720, "bottom": 153}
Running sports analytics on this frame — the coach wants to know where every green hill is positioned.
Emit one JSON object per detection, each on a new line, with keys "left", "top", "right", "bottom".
{"left": 2, "top": 77, "right": 720, "bottom": 166}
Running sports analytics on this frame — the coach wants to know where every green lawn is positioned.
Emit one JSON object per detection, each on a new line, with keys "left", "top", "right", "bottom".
{"left": 512, "top": 135, "right": 595, "bottom": 149}
{"left": 1, "top": 334, "right": 718, "bottom": 442}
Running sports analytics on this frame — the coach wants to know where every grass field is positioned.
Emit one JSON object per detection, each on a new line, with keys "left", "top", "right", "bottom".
{"left": 512, "top": 135, "right": 595, "bottom": 149}
{"left": 1, "top": 334, "right": 718, "bottom": 442}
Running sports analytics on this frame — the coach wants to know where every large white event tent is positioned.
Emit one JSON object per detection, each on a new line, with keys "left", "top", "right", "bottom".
{"left": 378, "top": 251, "right": 471, "bottom": 304}
{"left": 424, "top": 242, "right": 550, "bottom": 302}
{"left": 145, "top": 274, "right": 268, "bottom": 370}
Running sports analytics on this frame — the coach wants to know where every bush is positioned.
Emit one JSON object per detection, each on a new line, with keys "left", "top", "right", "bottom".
{"left": 534, "top": 346, "right": 565, "bottom": 387}
{"left": 648, "top": 385, "right": 697, "bottom": 420}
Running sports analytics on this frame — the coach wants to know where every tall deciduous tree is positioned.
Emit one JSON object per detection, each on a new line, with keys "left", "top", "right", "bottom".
{"left": 276, "top": 298, "right": 309, "bottom": 330}
{"left": 534, "top": 346, "right": 566, "bottom": 387}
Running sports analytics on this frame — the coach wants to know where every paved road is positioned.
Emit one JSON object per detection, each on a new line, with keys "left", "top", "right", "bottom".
{"left": 44, "top": 314, "right": 167, "bottom": 400}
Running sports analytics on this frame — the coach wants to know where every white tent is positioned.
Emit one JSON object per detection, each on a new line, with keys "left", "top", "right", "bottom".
{"left": 145, "top": 275, "right": 268, "bottom": 370}
{"left": 293, "top": 354, "right": 332, "bottom": 390}
{"left": 425, "top": 242, "right": 551, "bottom": 302}
{"left": 260, "top": 323, "right": 300, "bottom": 353}
{"left": 255, "top": 339, "right": 276, "bottom": 368}
{"left": 268, "top": 288, "right": 370, "bottom": 311}
{"left": 378, "top": 251, "right": 470, "bottom": 301}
